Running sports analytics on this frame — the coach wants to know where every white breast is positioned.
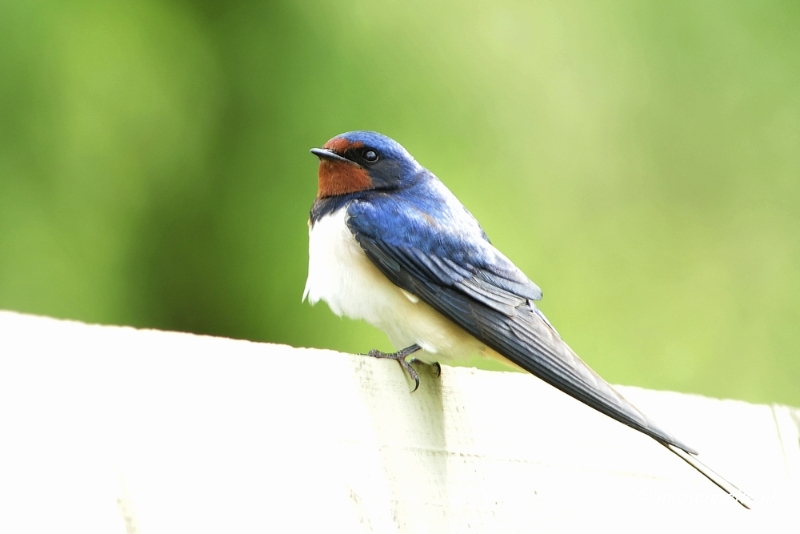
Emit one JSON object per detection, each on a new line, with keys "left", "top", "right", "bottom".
{"left": 303, "top": 207, "right": 488, "bottom": 364}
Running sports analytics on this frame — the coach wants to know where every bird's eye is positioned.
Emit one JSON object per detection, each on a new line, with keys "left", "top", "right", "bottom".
{"left": 362, "top": 149, "right": 379, "bottom": 163}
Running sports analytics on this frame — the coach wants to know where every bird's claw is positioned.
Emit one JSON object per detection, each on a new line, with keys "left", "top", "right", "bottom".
{"left": 365, "top": 344, "right": 429, "bottom": 392}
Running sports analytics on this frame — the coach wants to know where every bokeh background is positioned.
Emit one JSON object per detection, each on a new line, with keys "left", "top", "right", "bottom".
{"left": 2, "top": 1, "right": 798, "bottom": 406}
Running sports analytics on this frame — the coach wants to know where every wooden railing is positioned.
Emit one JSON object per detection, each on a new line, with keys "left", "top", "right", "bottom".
{"left": 0, "top": 311, "right": 796, "bottom": 533}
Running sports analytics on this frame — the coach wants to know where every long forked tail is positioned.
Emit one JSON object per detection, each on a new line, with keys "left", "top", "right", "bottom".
{"left": 663, "top": 442, "right": 754, "bottom": 509}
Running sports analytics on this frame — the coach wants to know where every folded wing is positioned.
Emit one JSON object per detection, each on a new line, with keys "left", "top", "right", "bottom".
{"left": 346, "top": 198, "right": 695, "bottom": 453}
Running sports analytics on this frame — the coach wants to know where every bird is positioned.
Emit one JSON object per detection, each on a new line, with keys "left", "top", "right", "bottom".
{"left": 303, "top": 130, "right": 752, "bottom": 508}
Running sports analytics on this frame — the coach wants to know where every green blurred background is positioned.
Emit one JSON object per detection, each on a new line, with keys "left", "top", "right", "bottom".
{"left": 1, "top": 1, "right": 798, "bottom": 406}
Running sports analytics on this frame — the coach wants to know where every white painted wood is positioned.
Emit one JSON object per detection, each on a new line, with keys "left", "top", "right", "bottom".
{"left": 0, "top": 311, "right": 796, "bottom": 533}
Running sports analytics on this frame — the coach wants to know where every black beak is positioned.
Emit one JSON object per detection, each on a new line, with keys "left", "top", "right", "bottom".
{"left": 310, "top": 148, "right": 358, "bottom": 165}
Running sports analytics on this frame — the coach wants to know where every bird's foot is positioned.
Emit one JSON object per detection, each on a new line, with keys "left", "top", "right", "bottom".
{"left": 367, "top": 344, "right": 438, "bottom": 392}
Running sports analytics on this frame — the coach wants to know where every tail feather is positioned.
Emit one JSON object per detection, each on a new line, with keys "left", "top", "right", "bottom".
{"left": 664, "top": 442, "right": 754, "bottom": 509}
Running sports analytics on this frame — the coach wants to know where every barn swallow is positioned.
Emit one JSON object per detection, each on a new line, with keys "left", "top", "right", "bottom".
{"left": 303, "top": 131, "right": 751, "bottom": 508}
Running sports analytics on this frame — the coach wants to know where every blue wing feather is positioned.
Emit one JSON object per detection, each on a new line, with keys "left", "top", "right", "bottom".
{"left": 345, "top": 188, "right": 696, "bottom": 454}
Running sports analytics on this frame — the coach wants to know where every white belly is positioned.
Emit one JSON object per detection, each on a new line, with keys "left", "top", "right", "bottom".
{"left": 303, "top": 207, "right": 488, "bottom": 364}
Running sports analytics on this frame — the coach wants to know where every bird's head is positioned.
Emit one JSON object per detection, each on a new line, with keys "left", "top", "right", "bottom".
{"left": 310, "top": 131, "right": 422, "bottom": 198}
